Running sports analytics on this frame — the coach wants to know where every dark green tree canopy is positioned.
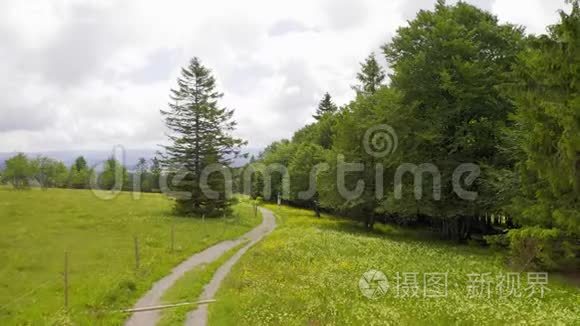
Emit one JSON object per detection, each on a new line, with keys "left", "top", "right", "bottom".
{"left": 383, "top": 1, "right": 524, "bottom": 169}
{"left": 353, "top": 52, "right": 386, "bottom": 95}
{"left": 73, "top": 156, "right": 88, "bottom": 172}
{"left": 507, "top": 0, "right": 580, "bottom": 234}
{"left": 136, "top": 157, "right": 148, "bottom": 174}
{"left": 313, "top": 92, "right": 338, "bottom": 120}
{"left": 99, "top": 157, "right": 127, "bottom": 191}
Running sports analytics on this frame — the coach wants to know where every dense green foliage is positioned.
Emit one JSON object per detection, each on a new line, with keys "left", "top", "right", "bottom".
{"left": 31, "top": 157, "right": 69, "bottom": 189}
{"left": 378, "top": 0, "right": 524, "bottom": 234}
{"left": 97, "top": 157, "right": 128, "bottom": 191}
{"left": 68, "top": 156, "right": 92, "bottom": 189}
{"left": 1, "top": 154, "right": 87, "bottom": 190}
{"left": 1, "top": 153, "right": 40, "bottom": 188}
{"left": 506, "top": 2, "right": 580, "bottom": 235}
{"left": 243, "top": 1, "right": 579, "bottom": 269}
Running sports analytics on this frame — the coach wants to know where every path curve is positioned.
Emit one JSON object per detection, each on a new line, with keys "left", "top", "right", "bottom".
{"left": 184, "top": 207, "right": 276, "bottom": 326}
{"left": 124, "top": 207, "right": 276, "bottom": 326}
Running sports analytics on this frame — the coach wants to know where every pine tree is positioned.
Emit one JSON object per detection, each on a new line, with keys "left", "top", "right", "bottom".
{"left": 135, "top": 157, "right": 147, "bottom": 172}
{"left": 100, "top": 157, "right": 127, "bottom": 191}
{"left": 160, "top": 57, "right": 246, "bottom": 216}
{"left": 73, "top": 156, "right": 88, "bottom": 172}
{"left": 133, "top": 157, "right": 149, "bottom": 192}
{"left": 313, "top": 92, "right": 338, "bottom": 120}
{"left": 354, "top": 52, "right": 385, "bottom": 95}
{"left": 149, "top": 157, "right": 162, "bottom": 192}
{"left": 69, "top": 156, "right": 90, "bottom": 189}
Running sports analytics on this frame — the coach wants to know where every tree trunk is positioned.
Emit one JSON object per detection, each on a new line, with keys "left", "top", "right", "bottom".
{"left": 314, "top": 202, "right": 320, "bottom": 218}
{"left": 365, "top": 210, "right": 375, "bottom": 231}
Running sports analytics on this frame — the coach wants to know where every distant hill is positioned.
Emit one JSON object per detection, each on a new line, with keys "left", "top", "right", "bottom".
{"left": 0, "top": 149, "right": 157, "bottom": 170}
{"left": 0, "top": 147, "right": 262, "bottom": 170}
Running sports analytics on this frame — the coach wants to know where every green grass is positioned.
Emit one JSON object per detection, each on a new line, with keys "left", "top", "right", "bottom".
{"left": 157, "top": 241, "right": 248, "bottom": 326}
{"left": 0, "top": 187, "right": 260, "bottom": 325}
{"left": 209, "top": 204, "right": 580, "bottom": 325}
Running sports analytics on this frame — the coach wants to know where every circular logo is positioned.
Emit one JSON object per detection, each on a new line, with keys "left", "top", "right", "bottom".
{"left": 363, "top": 124, "right": 398, "bottom": 158}
{"left": 359, "top": 269, "right": 389, "bottom": 299}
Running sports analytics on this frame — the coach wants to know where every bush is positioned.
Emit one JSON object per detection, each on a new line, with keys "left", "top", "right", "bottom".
{"left": 506, "top": 227, "right": 576, "bottom": 271}
{"left": 484, "top": 233, "right": 509, "bottom": 249}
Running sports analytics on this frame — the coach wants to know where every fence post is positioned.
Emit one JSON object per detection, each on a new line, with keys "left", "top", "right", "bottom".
{"left": 134, "top": 236, "right": 140, "bottom": 270}
{"left": 171, "top": 222, "right": 175, "bottom": 253}
{"left": 64, "top": 251, "right": 69, "bottom": 309}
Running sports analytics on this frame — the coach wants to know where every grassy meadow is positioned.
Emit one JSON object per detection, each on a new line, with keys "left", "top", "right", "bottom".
{"left": 0, "top": 187, "right": 260, "bottom": 325}
{"left": 209, "top": 204, "right": 580, "bottom": 325}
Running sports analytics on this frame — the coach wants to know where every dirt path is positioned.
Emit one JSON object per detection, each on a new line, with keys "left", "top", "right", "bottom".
{"left": 124, "top": 207, "right": 276, "bottom": 326}
{"left": 184, "top": 207, "right": 276, "bottom": 326}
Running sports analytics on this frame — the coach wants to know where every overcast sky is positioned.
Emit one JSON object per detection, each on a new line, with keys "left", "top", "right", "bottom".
{"left": 0, "top": 0, "right": 570, "bottom": 153}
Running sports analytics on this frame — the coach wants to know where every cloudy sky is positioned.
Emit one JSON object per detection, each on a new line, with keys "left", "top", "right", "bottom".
{"left": 0, "top": 0, "right": 570, "bottom": 153}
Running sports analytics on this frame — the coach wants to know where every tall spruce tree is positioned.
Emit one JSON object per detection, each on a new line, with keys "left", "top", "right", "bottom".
{"left": 313, "top": 92, "right": 338, "bottom": 120}
{"left": 354, "top": 52, "right": 385, "bottom": 95}
{"left": 508, "top": 1, "right": 580, "bottom": 234}
{"left": 73, "top": 156, "right": 88, "bottom": 172}
{"left": 149, "top": 157, "right": 162, "bottom": 192}
{"left": 160, "top": 57, "right": 246, "bottom": 216}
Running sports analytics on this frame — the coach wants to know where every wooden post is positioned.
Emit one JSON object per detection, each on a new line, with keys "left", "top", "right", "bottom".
{"left": 64, "top": 251, "right": 69, "bottom": 309}
{"left": 134, "top": 236, "right": 140, "bottom": 270}
{"left": 171, "top": 222, "right": 175, "bottom": 253}
{"left": 219, "top": 212, "right": 227, "bottom": 237}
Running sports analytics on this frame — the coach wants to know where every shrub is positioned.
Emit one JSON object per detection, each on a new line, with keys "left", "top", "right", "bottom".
{"left": 484, "top": 233, "right": 509, "bottom": 249}
{"left": 506, "top": 227, "right": 576, "bottom": 271}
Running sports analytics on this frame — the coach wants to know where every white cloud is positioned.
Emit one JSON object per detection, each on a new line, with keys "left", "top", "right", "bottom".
{"left": 492, "top": 0, "right": 570, "bottom": 35}
{"left": 0, "top": 0, "right": 569, "bottom": 153}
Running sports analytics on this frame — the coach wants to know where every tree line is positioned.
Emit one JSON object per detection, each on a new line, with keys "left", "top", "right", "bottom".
{"left": 241, "top": 1, "right": 579, "bottom": 270}
{"left": 0, "top": 153, "right": 163, "bottom": 192}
